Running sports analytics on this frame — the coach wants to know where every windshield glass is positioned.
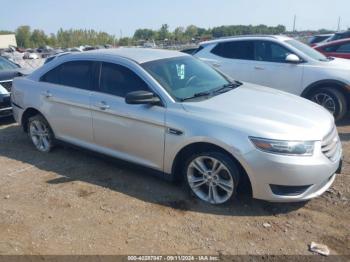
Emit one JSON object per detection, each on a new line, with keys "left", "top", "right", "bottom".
{"left": 142, "top": 56, "right": 231, "bottom": 101}
{"left": 285, "top": 39, "right": 329, "bottom": 61}
{"left": 0, "top": 57, "right": 19, "bottom": 70}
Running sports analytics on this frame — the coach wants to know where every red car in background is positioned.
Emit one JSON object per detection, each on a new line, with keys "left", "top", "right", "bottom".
{"left": 314, "top": 38, "right": 350, "bottom": 59}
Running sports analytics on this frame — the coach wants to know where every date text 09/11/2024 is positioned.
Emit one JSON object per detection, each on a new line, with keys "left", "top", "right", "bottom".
{"left": 127, "top": 256, "right": 220, "bottom": 261}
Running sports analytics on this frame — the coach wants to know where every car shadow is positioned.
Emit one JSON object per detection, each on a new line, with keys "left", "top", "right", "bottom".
{"left": 336, "top": 113, "right": 350, "bottom": 127}
{"left": 0, "top": 124, "right": 305, "bottom": 216}
{"left": 336, "top": 115, "right": 350, "bottom": 142}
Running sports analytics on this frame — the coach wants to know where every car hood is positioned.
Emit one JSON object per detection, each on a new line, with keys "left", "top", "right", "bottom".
{"left": 316, "top": 57, "right": 350, "bottom": 70}
{"left": 0, "top": 68, "right": 33, "bottom": 80}
{"left": 181, "top": 83, "right": 334, "bottom": 141}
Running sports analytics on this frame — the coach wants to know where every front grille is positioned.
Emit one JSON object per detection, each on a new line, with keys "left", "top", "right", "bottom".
{"left": 321, "top": 126, "right": 340, "bottom": 161}
{"left": 0, "top": 80, "right": 12, "bottom": 93}
{"left": 0, "top": 93, "right": 11, "bottom": 109}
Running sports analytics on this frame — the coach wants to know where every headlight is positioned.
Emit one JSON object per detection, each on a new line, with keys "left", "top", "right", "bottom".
{"left": 249, "top": 137, "right": 315, "bottom": 156}
{"left": 0, "top": 84, "right": 7, "bottom": 95}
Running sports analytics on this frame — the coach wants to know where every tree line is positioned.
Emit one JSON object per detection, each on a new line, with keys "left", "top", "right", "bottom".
{"left": 0, "top": 24, "right": 334, "bottom": 48}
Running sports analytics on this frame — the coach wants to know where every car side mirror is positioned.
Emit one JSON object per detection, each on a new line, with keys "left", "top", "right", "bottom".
{"left": 286, "top": 54, "right": 301, "bottom": 63}
{"left": 125, "top": 90, "right": 161, "bottom": 105}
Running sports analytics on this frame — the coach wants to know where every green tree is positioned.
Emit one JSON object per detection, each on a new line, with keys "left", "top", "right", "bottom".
{"left": 174, "top": 26, "right": 185, "bottom": 42}
{"left": 16, "top": 26, "right": 32, "bottom": 48}
{"left": 118, "top": 37, "right": 132, "bottom": 46}
{"left": 0, "top": 30, "right": 14, "bottom": 35}
{"left": 134, "top": 29, "right": 155, "bottom": 40}
{"left": 31, "top": 29, "right": 48, "bottom": 47}
{"left": 185, "top": 25, "right": 198, "bottom": 39}
{"left": 158, "top": 24, "right": 169, "bottom": 40}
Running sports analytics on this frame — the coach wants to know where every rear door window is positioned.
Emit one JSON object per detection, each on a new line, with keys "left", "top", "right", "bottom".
{"left": 41, "top": 61, "right": 93, "bottom": 90}
{"left": 211, "top": 41, "right": 254, "bottom": 60}
{"left": 337, "top": 43, "right": 350, "bottom": 53}
{"left": 323, "top": 45, "right": 339, "bottom": 52}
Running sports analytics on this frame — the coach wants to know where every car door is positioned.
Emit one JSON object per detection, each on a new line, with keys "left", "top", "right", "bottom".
{"left": 327, "top": 42, "right": 350, "bottom": 59}
{"left": 38, "top": 60, "right": 94, "bottom": 144}
{"left": 251, "top": 40, "right": 304, "bottom": 95}
{"left": 90, "top": 62, "right": 166, "bottom": 171}
{"left": 199, "top": 40, "right": 255, "bottom": 82}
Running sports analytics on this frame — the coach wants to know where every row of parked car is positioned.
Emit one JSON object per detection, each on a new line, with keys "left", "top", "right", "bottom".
{"left": 4, "top": 35, "right": 343, "bottom": 205}
{"left": 0, "top": 44, "right": 114, "bottom": 61}
{"left": 180, "top": 34, "right": 350, "bottom": 121}
{"left": 307, "top": 30, "right": 350, "bottom": 46}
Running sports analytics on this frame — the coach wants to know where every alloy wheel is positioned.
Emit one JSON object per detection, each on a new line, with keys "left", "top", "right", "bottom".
{"left": 311, "top": 93, "right": 336, "bottom": 115}
{"left": 187, "top": 156, "right": 234, "bottom": 204}
{"left": 29, "top": 120, "right": 51, "bottom": 152}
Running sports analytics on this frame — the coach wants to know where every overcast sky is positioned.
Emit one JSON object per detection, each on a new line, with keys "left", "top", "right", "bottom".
{"left": 1, "top": 0, "right": 349, "bottom": 36}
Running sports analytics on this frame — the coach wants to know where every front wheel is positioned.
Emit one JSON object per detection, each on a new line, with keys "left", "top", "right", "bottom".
{"left": 309, "top": 88, "right": 347, "bottom": 121}
{"left": 184, "top": 152, "right": 240, "bottom": 205}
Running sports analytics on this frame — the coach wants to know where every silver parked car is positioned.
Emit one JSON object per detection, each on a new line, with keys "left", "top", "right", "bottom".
{"left": 12, "top": 48, "right": 342, "bottom": 205}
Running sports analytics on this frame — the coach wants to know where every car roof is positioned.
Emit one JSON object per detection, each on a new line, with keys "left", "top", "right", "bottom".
{"left": 335, "top": 30, "right": 350, "bottom": 35}
{"left": 65, "top": 48, "right": 188, "bottom": 64}
{"left": 317, "top": 38, "right": 350, "bottom": 47}
{"left": 199, "top": 35, "right": 292, "bottom": 46}
{"left": 312, "top": 33, "right": 333, "bottom": 37}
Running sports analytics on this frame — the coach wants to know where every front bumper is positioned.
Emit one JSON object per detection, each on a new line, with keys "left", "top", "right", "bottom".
{"left": 0, "top": 94, "right": 12, "bottom": 118}
{"left": 241, "top": 141, "right": 342, "bottom": 202}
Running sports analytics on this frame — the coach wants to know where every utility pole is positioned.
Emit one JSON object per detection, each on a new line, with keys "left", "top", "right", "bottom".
{"left": 337, "top": 17, "right": 341, "bottom": 31}
{"left": 293, "top": 15, "right": 296, "bottom": 32}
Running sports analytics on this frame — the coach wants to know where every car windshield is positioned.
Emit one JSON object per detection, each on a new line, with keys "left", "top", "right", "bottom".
{"left": 285, "top": 39, "right": 329, "bottom": 62}
{"left": 142, "top": 56, "right": 233, "bottom": 101}
{"left": 0, "top": 57, "right": 19, "bottom": 70}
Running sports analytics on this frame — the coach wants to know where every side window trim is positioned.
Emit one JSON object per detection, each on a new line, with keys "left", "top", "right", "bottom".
{"left": 253, "top": 40, "right": 297, "bottom": 64}
{"left": 336, "top": 43, "right": 350, "bottom": 53}
{"left": 210, "top": 40, "right": 254, "bottom": 60}
{"left": 40, "top": 60, "right": 95, "bottom": 91}
{"left": 97, "top": 61, "right": 166, "bottom": 107}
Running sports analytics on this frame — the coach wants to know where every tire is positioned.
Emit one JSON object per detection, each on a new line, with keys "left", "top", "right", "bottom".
{"left": 28, "top": 114, "right": 55, "bottom": 153}
{"left": 309, "top": 88, "right": 347, "bottom": 121}
{"left": 183, "top": 151, "right": 240, "bottom": 205}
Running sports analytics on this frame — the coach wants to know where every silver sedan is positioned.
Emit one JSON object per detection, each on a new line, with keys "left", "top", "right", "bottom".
{"left": 12, "top": 48, "right": 342, "bottom": 205}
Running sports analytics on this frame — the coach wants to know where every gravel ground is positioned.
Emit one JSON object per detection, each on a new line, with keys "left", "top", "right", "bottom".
{"left": 0, "top": 117, "right": 349, "bottom": 257}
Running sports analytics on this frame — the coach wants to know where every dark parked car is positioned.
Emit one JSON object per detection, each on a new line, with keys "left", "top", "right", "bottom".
{"left": 181, "top": 47, "right": 200, "bottom": 55}
{"left": 326, "top": 31, "right": 350, "bottom": 42}
{"left": 0, "top": 56, "right": 30, "bottom": 118}
{"left": 308, "top": 34, "right": 333, "bottom": 46}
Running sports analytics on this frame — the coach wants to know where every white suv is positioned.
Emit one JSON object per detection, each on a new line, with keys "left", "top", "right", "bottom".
{"left": 195, "top": 35, "right": 350, "bottom": 120}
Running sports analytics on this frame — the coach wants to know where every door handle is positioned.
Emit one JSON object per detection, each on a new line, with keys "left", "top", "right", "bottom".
{"left": 212, "top": 63, "right": 221, "bottom": 68}
{"left": 95, "top": 101, "right": 110, "bottom": 110}
{"left": 42, "top": 91, "right": 53, "bottom": 98}
{"left": 254, "top": 66, "right": 265, "bottom": 70}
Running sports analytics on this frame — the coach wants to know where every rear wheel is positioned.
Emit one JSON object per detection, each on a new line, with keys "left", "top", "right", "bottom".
{"left": 28, "top": 115, "right": 55, "bottom": 153}
{"left": 309, "top": 88, "right": 347, "bottom": 121}
{"left": 183, "top": 152, "right": 240, "bottom": 205}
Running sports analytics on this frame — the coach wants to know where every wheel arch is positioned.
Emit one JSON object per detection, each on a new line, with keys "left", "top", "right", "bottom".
{"left": 171, "top": 142, "right": 252, "bottom": 194}
{"left": 21, "top": 107, "right": 48, "bottom": 133}
{"left": 301, "top": 79, "right": 350, "bottom": 98}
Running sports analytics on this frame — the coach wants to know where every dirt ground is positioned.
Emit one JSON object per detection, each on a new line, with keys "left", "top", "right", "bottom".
{"left": 0, "top": 117, "right": 349, "bottom": 257}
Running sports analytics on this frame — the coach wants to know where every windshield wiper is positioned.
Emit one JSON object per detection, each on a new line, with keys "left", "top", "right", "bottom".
{"left": 213, "top": 81, "right": 242, "bottom": 94}
{"left": 180, "top": 91, "right": 212, "bottom": 102}
{"left": 179, "top": 81, "right": 242, "bottom": 102}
